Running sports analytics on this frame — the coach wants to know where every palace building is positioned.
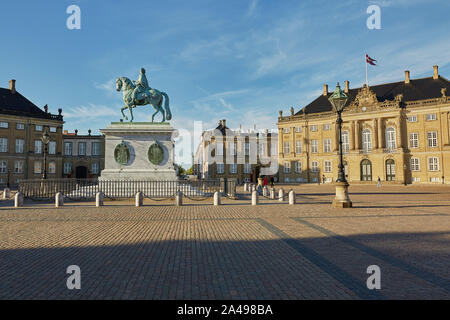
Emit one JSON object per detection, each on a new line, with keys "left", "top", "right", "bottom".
{"left": 194, "top": 119, "right": 278, "bottom": 183}
{"left": 277, "top": 66, "right": 450, "bottom": 185}
{"left": 0, "top": 80, "right": 64, "bottom": 186}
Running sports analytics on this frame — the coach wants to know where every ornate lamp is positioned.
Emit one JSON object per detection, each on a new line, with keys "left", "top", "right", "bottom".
{"left": 41, "top": 129, "right": 50, "bottom": 180}
{"left": 328, "top": 83, "right": 352, "bottom": 208}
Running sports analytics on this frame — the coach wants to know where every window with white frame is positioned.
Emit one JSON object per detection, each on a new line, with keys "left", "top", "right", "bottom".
{"left": 15, "top": 139, "right": 24, "bottom": 153}
{"left": 49, "top": 127, "right": 57, "bottom": 133}
{"left": 409, "top": 133, "right": 419, "bottom": 148}
{"left": 92, "top": 162, "right": 99, "bottom": 174}
{"left": 430, "top": 177, "right": 441, "bottom": 183}
{"left": 216, "top": 163, "right": 224, "bottom": 174}
{"left": 324, "top": 160, "right": 332, "bottom": 173}
{"left": 229, "top": 142, "right": 237, "bottom": 156}
{"left": 310, "top": 125, "right": 318, "bottom": 132}
{"left": 35, "top": 125, "right": 43, "bottom": 131}
{"left": 427, "top": 131, "right": 438, "bottom": 147}
{"left": 49, "top": 141, "right": 56, "bottom": 155}
{"left": 407, "top": 115, "right": 417, "bottom": 122}
{"left": 34, "top": 140, "right": 42, "bottom": 154}
{"left": 283, "top": 128, "right": 290, "bottom": 134}
{"left": 78, "top": 142, "right": 86, "bottom": 156}
{"left": 244, "top": 142, "right": 249, "bottom": 156}
{"left": 428, "top": 157, "right": 439, "bottom": 171}
{"left": 0, "top": 122, "right": 8, "bottom": 128}
{"left": 257, "top": 142, "right": 266, "bottom": 156}
{"left": 0, "top": 138, "right": 8, "bottom": 153}
{"left": 283, "top": 141, "right": 290, "bottom": 154}
{"left": 295, "top": 126, "right": 302, "bottom": 133}
{"left": 64, "top": 142, "right": 72, "bottom": 156}
{"left": 64, "top": 162, "right": 72, "bottom": 174}
{"left": 16, "top": 123, "right": 25, "bottom": 130}
{"left": 385, "top": 127, "right": 396, "bottom": 150}
{"left": 295, "top": 161, "right": 302, "bottom": 173}
{"left": 34, "top": 161, "right": 42, "bottom": 174}
{"left": 0, "top": 160, "right": 7, "bottom": 173}
{"left": 311, "top": 161, "right": 319, "bottom": 172}
{"left": 410, "top": 158, "right": 420, "bottom": 171}
{"left": 48, "top": 161, "right": 56, "bottom": 174}
{"left": 426, "top": 114, "right": 437, "bottom": 121}
{"left": 323, "top": 124, "right": 331, "bottom": 131}
{"left": 229, "top": 163, "right": 237, "bottom": 174}
{"left": 244, "top": 163, "right": 251, "bottom": 174}
{"left": 295, "top": 141, "right": 302, "bottom": 154}
{"left": 216, "top": 142, "right": 223, "bottom": 156}
{"left": 14, "top": 160, "right": 23, "bottom": 174}
{"left": 311, "top": 140, "right": 318, "bottom": 153}
{"left": 362, "top": 129, "right": 372, "bottom": 152}
{"left": 323, "top": 139, "right": 331, "bottom": 153}
{"left": 341, "top": 131, "right": 349, "bottom": 154}
{"left": 92, "top": 142, "right": 101, "bottom": 156}
{"left": 284, "top": 161, "right": 291, "bottom": 173}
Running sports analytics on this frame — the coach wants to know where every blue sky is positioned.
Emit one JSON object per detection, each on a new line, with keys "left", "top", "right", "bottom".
{"left": 1, "top": 0, "right": 449, "bottom": 161}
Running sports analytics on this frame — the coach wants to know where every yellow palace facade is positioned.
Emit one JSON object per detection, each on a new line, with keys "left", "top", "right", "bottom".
{"left": 277, "top": 66, "right": 450, "bottom": 185}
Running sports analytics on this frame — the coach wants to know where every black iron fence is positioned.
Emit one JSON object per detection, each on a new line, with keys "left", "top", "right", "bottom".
{"left": 18, "top": 178, "right": 235, "bottom": 200}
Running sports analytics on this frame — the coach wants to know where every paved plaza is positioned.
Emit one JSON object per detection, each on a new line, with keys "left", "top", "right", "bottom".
{"left": 0, "top": 184, "right": 449, "bottom": 300}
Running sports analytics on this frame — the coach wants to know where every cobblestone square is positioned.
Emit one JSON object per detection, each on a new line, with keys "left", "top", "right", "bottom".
{"left": 1, "top": 184, "right": 449, "bottom": 299}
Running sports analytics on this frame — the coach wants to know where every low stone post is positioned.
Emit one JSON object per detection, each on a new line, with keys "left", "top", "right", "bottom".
{"left": 289, "top": 190, "right": 296, "bottom": 205}
{"left": 175, "top": 191, "right": 183, "bottom": 206}
{"left": 263, "top": 186, "right": 268, "bottom": 197}
{"left": 270, "top": 188, "right": 276, "bottom": 200}
{"left": 243, "top": 183, "right": 247, "bottom": 192}
{"left": 251, "top": 190, "right": 258, "bottom": 206}
{"left": 214, "top": 191, "right": 221, "bottom": 206}
{"left": 14, "top": 192, "right": 23, "bottom": 208}
{"left": 96, "top": 192, "right": 104, "bottom": 207}
{"left": 278, "top": 188, "right": 285, "bottom": 202}
{"left": 55, "top": 192, "right": 64, "bottom": 207}
{"left": 3, "top": 188, "right": 10, "bottom": 199}
{"left": 135, "top": 192, "right": 143, "bottom": 207}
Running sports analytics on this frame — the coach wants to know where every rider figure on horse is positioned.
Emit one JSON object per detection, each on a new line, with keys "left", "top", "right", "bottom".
{"left": 132, "top": 68, "right": 152, "bottom": 103}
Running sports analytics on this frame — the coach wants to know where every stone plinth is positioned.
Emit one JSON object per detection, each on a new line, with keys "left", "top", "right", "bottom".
{"left": 332, "top": 181, "right": 353, "bottom": 208}
{"left": 99, "top": 122, "right": 177, "bottom": 180}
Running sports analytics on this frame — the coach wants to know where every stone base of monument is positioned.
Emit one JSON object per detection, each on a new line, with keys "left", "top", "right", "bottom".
{"left": 99, "top": 122, "right": 177, "bottom": 181}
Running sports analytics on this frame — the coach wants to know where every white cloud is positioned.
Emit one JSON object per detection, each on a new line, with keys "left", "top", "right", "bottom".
{"left": 64, "top": 104, "right": 118, "bottom": 120}
{"left": 248, "top": 0, "right": 259, "bottom": 17}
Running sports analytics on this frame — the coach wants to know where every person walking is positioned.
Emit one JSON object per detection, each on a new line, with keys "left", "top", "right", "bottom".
{"left": 270, "top": 176, "right": 274, "bottom": 188}
{"left": 263, "top": 176, "right": 268, "bottom": 186}
{"left": 377, "top": 176, "right": 381, "bottom": 187}
{"left": 322, "top": 174, "right": 326, "bottom": 184}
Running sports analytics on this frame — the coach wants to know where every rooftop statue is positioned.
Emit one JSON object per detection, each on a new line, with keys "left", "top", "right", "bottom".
{"left": 116, "top": 68, "right": 172, "bottom": 122}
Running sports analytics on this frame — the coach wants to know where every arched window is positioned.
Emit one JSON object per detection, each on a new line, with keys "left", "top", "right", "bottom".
{"left": 362, "top": 129, "right": 372, "bottom": 152}
{"left": 385, "top": 127, "right": 396, "bottom": 150}
{"left": 386, "top": 159, "right": 396, "bottom": 181}
{"left": 360, "top": 159, "right": 372, "bottom": 181}
{"left": 341, "top": 130, "right": 350, "bottom": 154}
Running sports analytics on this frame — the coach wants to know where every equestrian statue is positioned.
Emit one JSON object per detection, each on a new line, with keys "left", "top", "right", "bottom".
{"left": 116, "top": 68, "right": 172, "bottom": 122}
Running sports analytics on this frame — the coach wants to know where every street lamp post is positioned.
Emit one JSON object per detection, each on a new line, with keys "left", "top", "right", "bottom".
{"left": 41, "top": 129, "right": 50, "bottom": 180}
{"left": 329, "top": 83, "right": 352, "bottom": 208}
{"left": 7, "top": 168, "right": 10, "bottom": 188}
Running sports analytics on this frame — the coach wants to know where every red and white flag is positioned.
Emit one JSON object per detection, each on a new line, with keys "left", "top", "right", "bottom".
{"left": 366, "top": 54, "right": 377, "bottom": 66}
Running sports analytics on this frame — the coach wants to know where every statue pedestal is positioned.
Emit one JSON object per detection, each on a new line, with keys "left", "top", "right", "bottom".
{"left": 332, "top": 181, "right": 353, "bottom": 208}
{"left": 99, "top": 122, "right": 177, "bottom": 180}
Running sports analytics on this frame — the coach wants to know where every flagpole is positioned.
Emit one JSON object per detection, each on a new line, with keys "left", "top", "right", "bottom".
{"left": 365, "top": 54, "right": 368, "bottom": 87}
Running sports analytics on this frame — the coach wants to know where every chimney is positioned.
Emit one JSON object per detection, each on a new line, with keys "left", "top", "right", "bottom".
{"left": 405, "top": 70, "right": 410, "bottom": 84}
{"left": 222, "top": 119, "right": 226, "bottom": 128}
{"left": 323, "top": 84, "right": 328, "bottom": 96}
{"left": 9, "top": 79, "right": 16, "bottom": 94}
{"left": 344, "top": 80, "right": 349, "bottom": 93}
{"left": 433, "top": 65, "right": 439, "bottom": 79}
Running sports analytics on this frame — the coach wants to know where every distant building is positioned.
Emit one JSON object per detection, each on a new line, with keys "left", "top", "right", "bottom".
{"left": 194, "top": 119, "right": 278, "bottom": 183}
{"left": 62, "top": 129, "right": 105, "bottom": 179}
{"left": 277, "top": 65, "right": 450, "bottom": 184}
{"left": 0, "top": 79, "right": 64, "bottom": 186}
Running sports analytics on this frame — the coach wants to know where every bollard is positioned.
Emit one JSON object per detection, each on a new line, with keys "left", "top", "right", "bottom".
{"left": 3, "top": 188, "right": 10, "bottom": 199}
{"left": 55, "top": 192, "right": 64, "bottom": 207}
{"left": 175, "top": 191, "right": 183, "bottom": 206}
{"left": 289, "top": 190, "right": 296, "bottom": 205}
{"left": 278, "top": 188, "right": 285, "bottom": 202}
{"left": 263, "top": 186, "right": 268, "bottom": 197}
{"left": 244, "top": 183, "right": 248, "bottom": 192}
{"left": 96, "top": 192, "right": 104, "bottom": 207}
{"left": 270, "top": 187, "right": 276, "bottom": 200}
{"left": 251, "top": 190, "right": 258, "bottom": 206}
{"left": 214, "top": 191, "right": 221, "bottom": 206}
{"left": 14, "top": 192, "right": 23, "bottom": 208}
{"left": 135, "top": 192, "right": 143, "bottom": 207}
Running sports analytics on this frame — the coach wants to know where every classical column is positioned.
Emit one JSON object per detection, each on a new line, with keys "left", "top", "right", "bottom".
{"left": 443, "top": 112, "right": 450, "bottom": 146}
{"left": 354, "top": 121, "right": 360, "bottom": 150}
{"left": 377, "top": 118, "right": 383, "bottom": 149}
{"left": 350, "top": 121, "right": 355, "bottom": 150}
{"left": 373, "top": 118, "right": 378, "bottom": 149}
{"left": 397, "top": 116, "right": 403, "bottom": 149}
